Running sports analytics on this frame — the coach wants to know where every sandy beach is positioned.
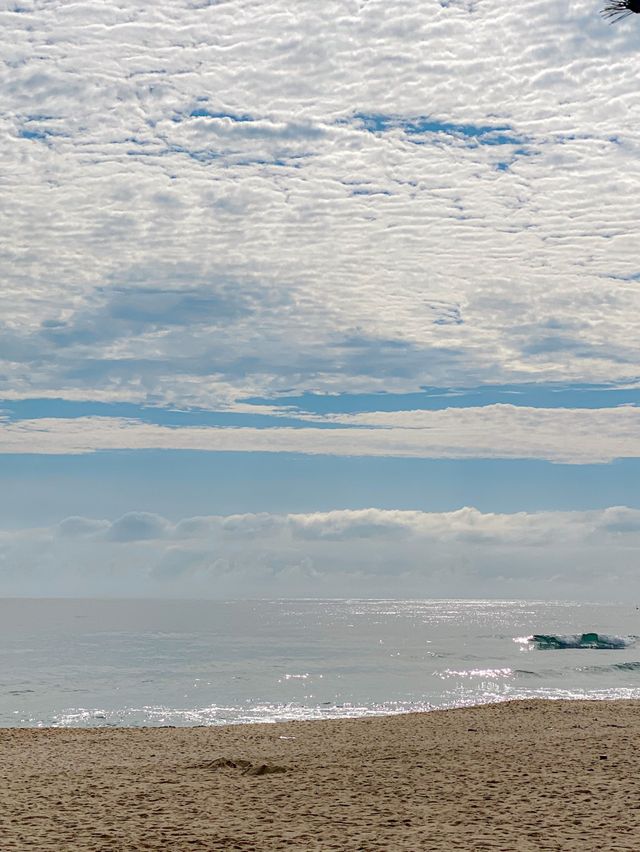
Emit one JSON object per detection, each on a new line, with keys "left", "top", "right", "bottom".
{"left": 2, "top": 699, "right": 640, "bottom": 851}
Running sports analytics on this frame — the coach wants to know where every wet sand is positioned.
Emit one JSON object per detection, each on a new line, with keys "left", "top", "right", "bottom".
{"left": 2, "top": 699, "right": 640, "bottom": 851}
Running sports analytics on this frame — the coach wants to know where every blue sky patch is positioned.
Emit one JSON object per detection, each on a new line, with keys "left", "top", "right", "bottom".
{"left": 19, "top": 127, "right": 54, "bottom": 142}
{"left": 0, "top": 451, "right": 638, "bottom": 528}
{"left": 188, "top": 108, "right": 254, "bottom": 121}
{"left": 0, "top": 398, "right": 342, "bottom": 430}
{"left": 244, "top": 382, "right": 640, "bottom": 415}
{"left": 6, "top": 381, "right": 635, "bottom": 430}
{"left": 349, "top": 113, "right": 526, "bottom": 146}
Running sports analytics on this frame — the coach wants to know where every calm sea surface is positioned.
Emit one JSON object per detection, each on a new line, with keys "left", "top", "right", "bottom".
{"left": 2, "top": 598, "right": 640, "bottom": 728}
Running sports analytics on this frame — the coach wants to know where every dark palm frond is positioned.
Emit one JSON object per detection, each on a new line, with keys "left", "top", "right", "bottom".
{"left": 601, "top": 0, "right": 640, "bottom": 23}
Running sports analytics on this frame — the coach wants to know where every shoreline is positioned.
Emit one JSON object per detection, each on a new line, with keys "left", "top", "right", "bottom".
{"left": 3, "top": 699, "right": 640, "bottom": 850}
{"left": 3, "top": 691, "right": 638, "bottom": 732}
{"left": 3, "top": 693, "right": 639, "bottom": 732}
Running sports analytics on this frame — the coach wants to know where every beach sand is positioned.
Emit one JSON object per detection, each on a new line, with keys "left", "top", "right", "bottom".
{"left": 2, "top": 699, "right": 640, "bottom": 851}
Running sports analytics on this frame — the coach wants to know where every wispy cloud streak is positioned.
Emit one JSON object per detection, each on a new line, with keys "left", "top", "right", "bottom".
{"left": 1, "top": 404, "right": 638, "bottom": 463}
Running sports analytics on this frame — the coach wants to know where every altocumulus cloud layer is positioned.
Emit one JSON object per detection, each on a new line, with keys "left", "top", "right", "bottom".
{"left": 2, "top": 0, "right": 640, "bottom": 407}
{"left": 3, "top": 507, "right": 640, "bottom": 599}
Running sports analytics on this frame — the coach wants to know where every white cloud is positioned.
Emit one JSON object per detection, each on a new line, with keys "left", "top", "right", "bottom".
{"left": 1, "top": 0, "right": 640, "bottom": 407}
{"left": 105, "top": 512, "right": 171, "bottom": 542}
{"left": 1, "top": 506, "right": 639, "bottom": 599}
{"left": 0, "top": 403, "right": 638, "bottom": 462}
{"left": 56, "top": 516, "right": 110, "bottom": 538}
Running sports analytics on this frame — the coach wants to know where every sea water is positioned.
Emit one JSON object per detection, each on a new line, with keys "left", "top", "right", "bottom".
{"left": 2, "top": 598, "right": 640, "bottom": 728}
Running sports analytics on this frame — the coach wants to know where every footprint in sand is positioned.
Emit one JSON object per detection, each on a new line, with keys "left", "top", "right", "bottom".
{"left": 194, "top": 758, "right": 287, "bottom": 775}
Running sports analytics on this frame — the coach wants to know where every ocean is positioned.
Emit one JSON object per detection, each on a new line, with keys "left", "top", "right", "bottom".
{"left": 2, "top": 598, "right": 640, "bottom": 728}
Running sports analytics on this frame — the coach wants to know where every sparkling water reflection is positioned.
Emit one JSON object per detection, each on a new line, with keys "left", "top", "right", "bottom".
{"left": 2, "top": 598, "right": 640, "bottom": 727}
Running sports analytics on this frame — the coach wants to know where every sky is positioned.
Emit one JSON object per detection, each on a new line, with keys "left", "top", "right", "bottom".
{"left": 1, "top": 0, "right": 639, "bottom": 599}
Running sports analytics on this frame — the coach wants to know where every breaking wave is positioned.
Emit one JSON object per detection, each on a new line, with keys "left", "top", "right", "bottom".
{"left": 529, "top": 633, "right": 637, "bottom": 650}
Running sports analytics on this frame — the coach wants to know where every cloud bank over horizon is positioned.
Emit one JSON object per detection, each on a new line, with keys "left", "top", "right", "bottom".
{"left": 2, "top": 506, "right": 639, "bottom": 600}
